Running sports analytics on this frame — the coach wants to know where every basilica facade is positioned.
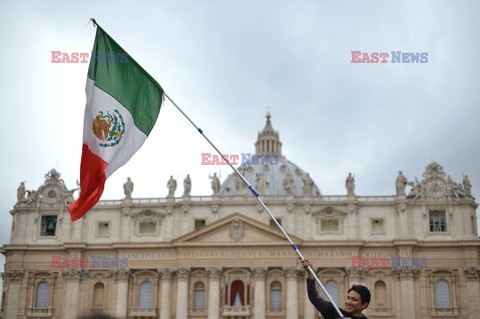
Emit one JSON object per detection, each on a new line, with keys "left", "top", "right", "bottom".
{"left": 1, "top": 115, "right": 479, "bottom": 319}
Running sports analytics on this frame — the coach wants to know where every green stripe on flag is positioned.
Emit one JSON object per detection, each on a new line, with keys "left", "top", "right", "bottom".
{"left": 88, "top": 26, "right": 163, "bottom": 136}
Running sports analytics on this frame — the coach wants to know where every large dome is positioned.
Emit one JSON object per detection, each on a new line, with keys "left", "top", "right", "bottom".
{"left": 219, "top": 113, "right": 321, "bottom": 197}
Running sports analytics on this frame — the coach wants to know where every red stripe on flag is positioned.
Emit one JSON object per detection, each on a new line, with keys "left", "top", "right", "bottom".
{"left": 68, "top": 144, "right": 108, "bottom": 221}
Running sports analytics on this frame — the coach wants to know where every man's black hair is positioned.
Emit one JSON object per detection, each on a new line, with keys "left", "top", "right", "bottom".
{"left": 348, "top": 284, "right": 371, "bottom": 308}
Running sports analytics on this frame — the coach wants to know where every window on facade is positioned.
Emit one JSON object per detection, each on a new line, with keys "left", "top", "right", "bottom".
{"left": 435, "top": 280, "right": 451, "bottom": 308}
{"left": 97, "top": 222, "right": 110, "bottom": 237}
{"left": 374, "top": 281, "right": 387, "bottom": 307}
{"left": 194, "top": 219, "right": 206, "bottom": 231}
{"left": 92, "top": 282, "right": 105, "bottom": 309}
{"left": 40, "top": 216, "right": 57, "bottom": 236}
{"left": 230, "top": 280, "right": 245, "bottom": 306}
{"left": 193, "top": 282, "right": 205, "bottom": 310}
{"left": 35, "top": 282, "right": 49, "bottom": 308}
{"left": 371, "top": 219, "right": 385, "bottom": 234}
{"left": 270, "top": 281, "right": 282, "bottom": 310}
{"left": 321, "top": 219, "right": 339, "bottom": 232}
{"left": 325, "top": 280, "right": 339, "bottom": 305}
{"left": 270, "top": 218, "right": 281, "bottom": 228}
{"left": 139, "top": 281, "right": 154, "bottom": 308}
{"left": 429, "top": 211, "right": 447, "bottom": 232}
{"left": 139, "top": 222, "right": 157, "bottom": 234}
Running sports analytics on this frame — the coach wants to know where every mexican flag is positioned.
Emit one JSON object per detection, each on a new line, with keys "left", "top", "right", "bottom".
{"left": 68, "top": 24, "right": 164, "bottom": 221}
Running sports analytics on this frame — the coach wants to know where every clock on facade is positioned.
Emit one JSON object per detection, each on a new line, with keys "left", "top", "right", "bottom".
{"left": 42, "top": 184, "right": 62, "bottom": 204}
{"left": 425, "top": 178, "right": 446, "bottom": 198}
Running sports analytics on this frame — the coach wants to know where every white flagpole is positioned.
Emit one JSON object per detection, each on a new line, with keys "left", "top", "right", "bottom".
{"left": 164, "top": 93, "right": 345, "bottom": 319}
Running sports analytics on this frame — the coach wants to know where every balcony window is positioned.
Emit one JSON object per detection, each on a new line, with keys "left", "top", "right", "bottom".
{"left": 193, "top": 282, "right": 205, "bottom": 310}
{"left": 139, "top": 281, "right": 154, "bottom": 308}
{"left": 270, "top": 281, "right": 282, "bottom": 310}
{"left": 92, "top": 282, "right": 105, "bottom": 309}
{"left": 325, "top": 280, "right": 339, "bottom": 305}
{"left": 435, "top": 280, "right": 451, "bottom": 308}
{"left": 35, "top": 282, "right": 49, "bottom": 308}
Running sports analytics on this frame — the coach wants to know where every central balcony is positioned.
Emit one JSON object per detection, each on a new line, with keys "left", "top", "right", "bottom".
{"left": 222, "top": 305, "right": 251, "bottom": 316}
{"left": 128, "top": 307, "right": 157, "bottom": 317}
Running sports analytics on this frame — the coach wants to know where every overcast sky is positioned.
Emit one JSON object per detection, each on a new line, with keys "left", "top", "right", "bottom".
{"left": 1, "top": 0, "right": 479, "bottom": 281}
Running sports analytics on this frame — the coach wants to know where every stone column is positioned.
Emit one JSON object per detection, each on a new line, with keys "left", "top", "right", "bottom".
{"left": 159, "top": 269, "right": 174, "bottom": 319}
{"left": 176, "top": 268, "right": 190, "bottom": 319}
{"left": 396, "top": 203, "right": 409, "bottom": 238}
{"left": 63, "top": 269, "right": 86, "bottom": 319}
{"left": 113, "top": 269, "right": 130, "bottom": 319}
{"left": 71, "top": 218, "right": 84, "bottom": 242}
{"left": 395, "top": 269, "right": 417, "bottom": 319}
{"left": 303, "top": 206, "right": 313, "bottom": 240}
{"left": 284, "top": 266, "right": 299, "bottom": 319}
{"left": 303, "top": 273, "right": 316, "bottom": 319}
{"left": 207, "top": 267, "right": 221, "bottom": 319}
{"left": 5, "top": 270, "right": 24, "bottom": 319}
{"left": 347, "top": 204, "right": 358, "bottom": 239}
{"left": 120, "top": 207, "right": 131, "bottom": 241}
{"left": 464, "top": 267, "right": 480, "bottom": 319}
{"left": 252, "top": 267, "right": 267, "bottom": 319}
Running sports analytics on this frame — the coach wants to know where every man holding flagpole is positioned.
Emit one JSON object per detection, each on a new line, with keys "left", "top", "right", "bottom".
{"left": 301, "top": 259, "right": 371, "bottom": 319}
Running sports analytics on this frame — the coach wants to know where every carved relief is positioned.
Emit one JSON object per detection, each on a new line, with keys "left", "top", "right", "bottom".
{"left": 284, "top": 266, "right": 300, "bottom": 279}
{"left": 303, "top": 204, "right": 311, "bottom": 214}
{"left": 7, "top": 269, "right": 24, "bottom": 283}
{"left": 176, "top": 268, "right": 190, "bottom": 280}
{"left": 131, "top": 209, "right": 165, "bottom": 220}
{"left": 407, "top": 161, "right": 471, "bottom": 201}
{"left": 229, "top": 219, "right": 245, "bottom": 241}
{"left": 312, "top": 207, "right": 347, "bottom": 218}
{"left": 16, "top": 169, "right": 78, "bottom": 208}
{"left": 211, "top": 204, "right": 219, "bottom": 214}
{"left": 112, "top": 269, "right": 130, "bottom": 281}
{"left": 464, "top": 266, "right": 480, "bottom": 281}
{"left": 252, "top": 267, "right": 267, "bottom": 279}
{"left": 394, "top": 268, "right": 418, "bottom": 280}
{"left": 158, "top": 268, "right": 174, "bottom": 280}
{"left": 63, "top": 269, "right": 86, "bottom": 282}
{"left": 206, "top": 267, "right": 222, "bottom": 280}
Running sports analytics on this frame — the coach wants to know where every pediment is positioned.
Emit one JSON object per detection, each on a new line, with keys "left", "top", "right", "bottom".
{"left": 173, "top": 213, "right": 302, "bottom": 246}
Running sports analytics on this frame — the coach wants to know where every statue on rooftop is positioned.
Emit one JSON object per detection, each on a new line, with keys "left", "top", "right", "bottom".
{"left": 123, "top": 177, "right": 134, "bottom": 199}
{"left": 346, "top": 172, "right": 355, "bottom": 196}
{"left": 183, "top": 174, "right": 191, "bottom": 196}
{"left": 167, "top": 176, "right": 177, "bottom": 198}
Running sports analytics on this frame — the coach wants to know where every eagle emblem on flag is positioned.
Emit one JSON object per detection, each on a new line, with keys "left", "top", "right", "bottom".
{"left": 92, "top": 110, "right": 126, "bottom": 148}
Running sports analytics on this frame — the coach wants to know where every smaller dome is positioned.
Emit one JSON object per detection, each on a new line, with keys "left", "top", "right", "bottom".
{"left": 219, "top": 156, "right": 321, "bottom": 197}
{"left": 219, "top": 114, "right": 320, "bottom": 197}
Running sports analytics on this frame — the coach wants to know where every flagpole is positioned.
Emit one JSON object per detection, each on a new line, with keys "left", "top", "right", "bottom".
{"left": 163, "top": 93, "right": 345, "bottom": 319}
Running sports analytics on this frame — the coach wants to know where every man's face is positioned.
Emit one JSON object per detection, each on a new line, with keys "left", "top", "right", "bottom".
{"left": 345, "top": 290, "right": 367, "bottom": 316}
